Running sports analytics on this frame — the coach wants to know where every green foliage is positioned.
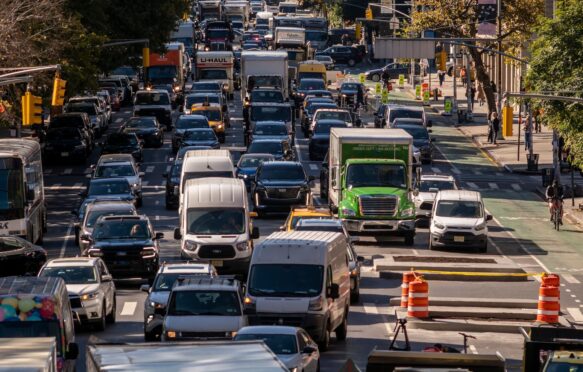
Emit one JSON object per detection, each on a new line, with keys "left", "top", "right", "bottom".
{"left": 328, "top": 2, "right": 344, "bottom": 29}
{"left": 526, "top": 0, "right": 583, "bottom": 168}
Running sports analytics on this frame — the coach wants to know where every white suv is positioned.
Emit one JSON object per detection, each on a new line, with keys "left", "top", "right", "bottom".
{"left": 429, "top": 190, "right": 492, "bottom": 253}
{"left": 414, "top": 174, "right": 458, "bottom": 226}
{"left": 38, "top": 257, "right": 116, "bottom": 330}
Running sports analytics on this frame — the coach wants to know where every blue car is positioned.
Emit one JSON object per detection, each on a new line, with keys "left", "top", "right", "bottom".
{"left": 236, "top": 153, "right": 276, "bottom": 189}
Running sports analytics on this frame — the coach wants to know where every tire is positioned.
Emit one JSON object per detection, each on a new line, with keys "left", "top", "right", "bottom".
{"left": 219, "top": 135, "right": 226, "bottom": 144}
{"left": 350, "top": 282, "right": 360, "bottom": 304}
{"left": 404, "top": 233, "right": 415, "bottom": 246}
{"left": 136, "top": 197, "right": 143, "bottom": 208}
{"left": 318, "top": 323, "right": 330, "bottom": 352}
{"left": 347, "top": 59, "right": 356, "bottom": 67}
{"left": 478, "top": 241, "right": 488, "bottom": 253}
{"left": 144, "top": 330, "right": 158, "bottom": 342}
{"left": 371, "top": 74, "right": 380, "bottom": 82}
{"left": 95, "top": 303, "right": 106, "bottom": 331}
{"left": 335, "top": 312, "right": 348, "bottom": 341}
{"left": 106, "top": 296, "right": 116, "bottom": 324}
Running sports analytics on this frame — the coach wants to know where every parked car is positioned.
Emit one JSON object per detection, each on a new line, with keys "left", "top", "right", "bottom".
{"left": 315, "top": 45, "right": 363, "bottom": 67}
{"left": 364, "top": 62, "right": 423, "bottom": 82}
{"left": 38, "top": 257, "right": 116, "bottom": 330}
{"left": 120, "top": 116, "right": 164, "bottom": 148}
{"left": 0, "top": 236, "right": 47, "bottom": 277}
{"left": 100, "top": 132, "right": 143, "bottom": 162}
{"left": 234, "top": 326, "right": 320, "bottom": 372}
{"left": 43, "top": 127, "right": 90, "bottom": 164}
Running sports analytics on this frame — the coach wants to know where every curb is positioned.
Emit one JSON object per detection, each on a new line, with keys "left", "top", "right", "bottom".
{"left": 379, "top": 271, "right": 529, "bottom": 282}
{"left": 406, "top": 318, "right": 530, "bottom": 334}
{"left": 388, "top": 297, "right": 538, "bottom": 309}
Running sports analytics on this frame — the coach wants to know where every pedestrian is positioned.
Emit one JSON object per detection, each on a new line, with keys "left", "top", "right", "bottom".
{"left": 437, "top": 69, "right": 446, "bottom": 87}
{"left": 477, "top": 83, "right": 486, "bottom": 106}
{"left": 461, "top": 67, "right": 467, "bottom": 87}
{"left": 490, "top": 80, "right": 496, "bottom": 93}
{"left": 533, "top": 109, "right": 541, "bottom": 133}
{"left": 523, "top": 114, "right": 532, "bottom": 151}
{"left": 489, "top": 112, "right": 500, "bottom": 145}
{"left": 470, "top": 84, "right": 477, "bottom": 109}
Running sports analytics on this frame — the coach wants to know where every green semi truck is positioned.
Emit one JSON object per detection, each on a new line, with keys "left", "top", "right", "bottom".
{"left": 328, "top": 128, "right": 416, "bottom": 245}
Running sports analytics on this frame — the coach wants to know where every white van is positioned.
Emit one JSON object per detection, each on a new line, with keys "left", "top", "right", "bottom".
{"left": 244, "top": 231, "right": 350, "bottom": 351}
{"left": 183, "top": 149, "right": 233, "bottom": 163}
{"left": 175, "top": 178, "right": 259, "bottom": 276}
{"left": 429, "top": 190, "right": 492, "bottom": 253}
{"left": 179, "top": 155, "right": 235, "bottom": 197}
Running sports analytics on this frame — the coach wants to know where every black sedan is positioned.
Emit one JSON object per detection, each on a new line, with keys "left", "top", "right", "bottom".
{"left": 394, "top": 123, "right": 435, "bottom": 164}
{"left": 309, "top": 119, "right": 347, "bottom": 161}
{"left": 364, "top": 63, "right": 423, "bottom": 82}
{"left": 247, "top": 138, "right": 295, "bottom": 161}
{"left": 100, "top": 132, "right": 143, "bottom": 162}
{"left": 337, "top": 82, "right": 367, "bottom": 107}
{"left": 0, "top": 236, "right": 47, "bottom": 277}
{"left": 180, "top": 128, "right": 220, "bottom": 149}
{"left": 316, "top": 45, "right": 362, "bottom": 66}
{"left": 120, "top": 116, "right": 164, "bottom": 148}
{"left": 320, "top": 152, "right": 330, "bottom": 201}
{"left": 163, "top": 160, "right": 182, "bottom": 210}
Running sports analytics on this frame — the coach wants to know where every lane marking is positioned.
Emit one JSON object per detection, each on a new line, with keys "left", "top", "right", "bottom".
{"left": 451, "top": 167, "right": 461, "bottom": 175}
{"left": 469, "top": 345, "right": 478, "bottom": 354}
{"left": 63, "top": 168, "right": 72, "bottom": 175}
{"left": 120, "top": 301, "right": 137, "bottom": 316}
{"left": 73, "top": 182, "right": 83, "bottom": 188}
{"left": 145, "top": 166, "right": 155, "bottom": 173}
{"left": 563, "top": 274, "right": 580, "bottom": 284}
{"left": 474, "top": 170, "right": 483, "bottom": 175}
{"left": 309, "top": 164, "right": 318, "bottom": 170}
{"left": 363, "top": 303, "right": 393, "bottom": 335}
{"left": 466, "top": 182, "right": 478, "bottom": 189}
{"left": 412, "top": 249, "right": 419, "bottom": 256}
{"left": 60, "top": 224, "right": 73, "bottom": 258}
{"left": 115, "top": 117, "right": 123, "bottom": 123}
{"left": 511, "top": 183, "right": 522, "bottom": 191}
{"left": 566, "top": 288, "right": 572, "bottom": 293}
{"left": 568, "top": 308, "right": 583, "bottom": 323}
{"left": 488, "top": 182, "right": 499, "bottom": 190}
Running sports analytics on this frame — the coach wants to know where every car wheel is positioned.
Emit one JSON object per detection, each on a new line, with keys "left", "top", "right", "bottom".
{"left": 318, "top": 323, "right": 330, "bottom": 352}
{"left": 335, "top": 312, "right": 348, "bottom": 341}
{"left": 95, "top": 303, "right": 106, "bottom": 331}
{"left": 350, "top": 283, "right": 360, "bottom": 304}
{"left": 478, "top": 241, "right": 488, "bottom": 253}
{"left": 347, "top": 59, "right": 356, "bottom": 67}
{"left": 106, "top": 296, "right": 116, "bottom": 324}
{"left": 404, "top": 233, "right": 415, "bottom": 246}
{"left": 136, "top": 197, "right": 143, "bottom": 208}
{"left": 371, "top": 74, "right": 380, "bottom": 82}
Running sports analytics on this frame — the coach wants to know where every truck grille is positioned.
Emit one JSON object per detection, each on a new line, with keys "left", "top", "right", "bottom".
{"left": 266, "top": 187, "right": 300, "bottom": 199}
{"left": 69, "top": 297, "right": 82, "bottom": 308}
{"left": 179, "top": 331, "right": 231, "bottom": 339}
{"left": 359, "top": 195, "right": 398, "bottom": 217}
{"left": 198, "top": 245, "right": 236, "bottom": 259}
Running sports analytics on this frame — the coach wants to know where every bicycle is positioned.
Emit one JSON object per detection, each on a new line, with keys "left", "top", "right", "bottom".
{"left": 549, "top": 197, "right": 563, "bottom": 231}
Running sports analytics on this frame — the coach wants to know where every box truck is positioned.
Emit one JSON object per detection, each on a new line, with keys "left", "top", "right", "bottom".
{"left": 240, "top": 50, "right": 289, "bottom": 101}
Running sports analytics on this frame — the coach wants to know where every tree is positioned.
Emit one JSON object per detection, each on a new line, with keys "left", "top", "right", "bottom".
{"left": 526, "top": 0, "right": 583, "bottom": 168}
{"left": 409, "top": 0, "right": 543, "bottom": 114}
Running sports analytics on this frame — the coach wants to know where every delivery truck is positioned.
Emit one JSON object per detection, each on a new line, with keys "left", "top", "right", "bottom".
{"left": 240, "top": 50, "right": 289, "bottom": 101}
{"left": 195, "top": 51, "right": 236, "bottom": 99}
{"left": 147, "top": 43, "right": 185, "bottom": 96}
{"left": 274, "top": 27, "right": 312, "bottom": 66}
{"left": 327, "top": 128, "right": 416, "bottom": 244}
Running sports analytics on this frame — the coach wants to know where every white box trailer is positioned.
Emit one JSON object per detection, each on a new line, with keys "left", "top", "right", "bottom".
{"left": 240, "top": 50, "right": 289, "bottom": 100}
{"left": 86, "top": 340, "right": 288, "bottom": 371}
{"left": 0, "top": 338, "right": 58, "bottom": 372}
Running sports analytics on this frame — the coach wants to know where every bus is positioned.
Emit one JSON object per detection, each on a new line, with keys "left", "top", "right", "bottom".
{"left": 0, "top": 139, "right": 46, "bottom": 244}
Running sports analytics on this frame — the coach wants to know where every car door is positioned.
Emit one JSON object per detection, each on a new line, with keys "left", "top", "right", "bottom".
{"left": 98, "top": 259, "right": 115, "bottom": 314}
{"left": 299, "top": 330, "right": 319, "bottom": 371}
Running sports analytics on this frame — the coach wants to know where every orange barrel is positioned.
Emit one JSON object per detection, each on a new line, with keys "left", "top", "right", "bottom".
{"left": 541, "top": 273, "right": 560, "bottom": 287}
{"left": 400, "top": 272, "right": 418, "bottom": 308}
{"left": 407, "top": 279, "right": 429, "bottom": 318}
{"left": 537, "top": 285, "right": 560, "bottom": 323}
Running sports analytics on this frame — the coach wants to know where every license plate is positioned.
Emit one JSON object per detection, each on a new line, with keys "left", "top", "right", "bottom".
{"left": 454, "top": 236, "right": 465, "bottom": 242}
{"left": 211, "top": 260, "right": 223, "bottom": 267}
{"left": 61, "top": 152, "right": 69, "bottom": 157}
{"left": 278, "top": 189, "right": 287, "bottom": 193}
{"left": 116, "top": 251, "right": 127, "bottom": 256}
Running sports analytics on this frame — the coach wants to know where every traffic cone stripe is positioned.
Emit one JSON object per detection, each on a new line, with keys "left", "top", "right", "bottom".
{"left": 536, "top": 274, "right": 560, "bottom": 324}
{"left": 400, "top": 272, "right": 418, "bottom": 308}
{"left": 407, "top": 279, "right": 429, "bottom": 319}
{"left": 538, "top": 296, "right": 559, "bottom": 302}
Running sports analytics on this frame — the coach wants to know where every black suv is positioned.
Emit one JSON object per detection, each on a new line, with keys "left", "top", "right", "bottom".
{"left": 247, "top": 138, "right": 295, "bottom": 161}
{"left": 316, "top": 45, "right": 363, "bottom": 67}
{"left": 337, "top": 82, "right": 367, "bottom": 107}
{"left": 85, "top": 215, "right": 163, "bottom": 283}
{"left": 100, "top": 132, "right": 143, "bottom": 162}
{"left": 309, "top": 119, "right": 347, "bottom": 161}
{"left": 43, "top": 127, "right": 90, "bottom": 164}
{"left": 50, "top": 113, "right": 94, "bottom": 146}
{"left": 252, "top": 161, "right": 314, "bottom": 217}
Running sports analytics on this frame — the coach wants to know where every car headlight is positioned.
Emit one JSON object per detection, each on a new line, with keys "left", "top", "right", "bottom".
{"left": 81, "top": 292, "right": 99, "bottom": 301}
{"left": 149, "top": 301, "right": 165, "bottom": 309}
{"left": 401, "top": 207, "right": 414, "bottom": 217}
{"left": 217, "top": 124, "right": 224, "bottom": 129}
{"left": 236, "top": 242, "right": 249, "bottom": 251}
{"left": 434, "top": 221, "right": 445, "bottom": 230}
{"left": 341, "top": 208, "right": 356, "bottom": 217}
{"left": 474, "top": 221, "right": 487, "bottom": 231}
{"left": 238, "top": 173, "right": 248, "bottom": 179}
{"left": 184, "top": 240, "right": 197, "bottom": 251}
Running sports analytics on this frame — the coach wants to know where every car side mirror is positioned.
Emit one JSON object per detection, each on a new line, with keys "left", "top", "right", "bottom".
{"left": 486, "top": 214, "right": 493, "bottom": 221}
{"left": 140, "top": 284, "right": 150, "bottom": 293}
{"left": 66, "top": 342, "right": 79, "bottom": 360}
{"left": 101, "top": 274, "right": 113, "bottom": 282}
{"left": 174, "top": 228, "right": 182, "bottom": 240}
{"left": 249, "top": 211, "right": 258, "bottom": 218}
{"left": 302, "top": 346, "right": 317, "bottom": 354}
{"left": 357, "top": 255, "right": 365, "bottom": 262}
{"left": 327, "top": 283, "right": 340, "bottom": 299}
{"left": 308, "top": 175, "right": 315, "bottom": 182}
{"left": 251, "top": 226, "right": 260, "bottom": 239}
{"left": 155, "top": 232, "right": 164, "bottom": 240}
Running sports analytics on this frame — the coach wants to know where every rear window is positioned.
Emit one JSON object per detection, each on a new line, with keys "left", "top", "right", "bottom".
{"left": 135, "top": 93, "right": 170, "bottom": 105}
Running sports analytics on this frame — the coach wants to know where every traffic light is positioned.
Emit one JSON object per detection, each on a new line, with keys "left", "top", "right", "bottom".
{"left": 22, "top": 92, "right": 43, "bottom": 126}
{"left": 51, "top": 77, "right": 67, "bottom": 106}
{"left": 143, "top": 47, "right": 150, "bottom": 68}
{"left": 366, "top": 7, "right": 373, "bottom": 20}
{"left": 437, "top": 50, "right": 447, "bottom": 71}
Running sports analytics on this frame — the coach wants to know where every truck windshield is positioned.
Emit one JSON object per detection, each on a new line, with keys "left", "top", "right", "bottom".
{"left": 186, "top": 208, "right": 245, "bottom": 235}
{"left": 135, "top": 93, "right": 170, "bottom": 105}
{"left": 200, "top": 70, "right": 228, "bottom": 80}
{"left": 248, "top": 264, "right": 323, "bottom": 297}
{"left": 249, "top": 76, "right": 282, "bottom": 89}
{"left": 346, "top": 164, "right": 406, "bottom": 188}
{"left": 298, "top": 72, "right": 324, "bottom": 81}
{"left": 251, "top": 90, "right": 284, "bottom": 103}
{"left": 147, "top": 66, "right": 177, "bottom": 82}
{"left": 0, "top": 166, "right": 25, "bottom": 220}
{"left": 235, "top": 334, "right": 297, "bottom": 355}
{"left": 435, "top": 201, "right": 483, "bottom": 218}
{"left": 250, "top": 106, "right": 291, "bottom": 122}
{"left": 206, "top": 29, "right": 230, "bottom": 39}
{"left": 168, "top": 290, "right": 241, "bottom": 316}
{"left": 39, "top": 266, "right": 98, "bottom": 284}
{"left": 306, "top": 31, "right": 328, "bottom": 42}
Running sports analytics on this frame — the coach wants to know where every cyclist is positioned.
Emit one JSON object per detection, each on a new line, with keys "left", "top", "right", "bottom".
{"left": 545, "top": 179, "right": 564, "bottom": 224}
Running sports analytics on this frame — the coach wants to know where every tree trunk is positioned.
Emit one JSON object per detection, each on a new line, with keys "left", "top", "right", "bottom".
{"left": 468, "top": 47, "right": 497, "bottom": 115}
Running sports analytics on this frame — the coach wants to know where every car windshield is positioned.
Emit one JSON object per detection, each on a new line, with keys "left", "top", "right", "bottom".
{"left": 258, "top": 166, "right": 304, "bottom": 181}
{"left": 175, "top": 117, "right": 209, "bottom": 130}
{"left": 147, "top": 66, "right": 177, "bottom": 82}
{"left": 239, "top": 156, "right": 273, "bottom": 168}
{"left": 135, "top": 92, "right": 170, "bottom": 105}
{"left": 290, "top": 216, "right": 330, "bottom": 229}
{"left": 68, "top": 105, "right": 96, "bottom": 115}
{"left": 88, "top": 180, "right": 131, "bottom": 196}
{"left": 315, "top": 111, "right": 351, "bottom": 123}
{"left": 308, "top": 104, "right": 336, "bottom": 116}
{"left": 85, "top": 208, "right": 133, "bottom": 228}
{"left": 93, "top": 219, "right": 150, "bottom": 240}
{"left": 401, "top": 126, "right": 429, "bottom": 140}
{"left": 341, "top": 83, "right": 359, "bottom": 91}
{"left": 187, "top": 208, "right": 245, "bottom": 235}
{"left": 168, "top": 290, "right": 241, "bottom": 316}
{"left": 193, "top": 83, "right": 221, "bottom": 92}
{"left": 235, "top": 334, "right": 297, "bottom": 355}
{"left": 314, "top": 122, "right": 346, "bottom": 134}
{"left": 248, "top": 141, "right": 283, "bottom": 155}
{"left": 154, "top": 273, "right": 209, "bottom": 291}
{"left": 107, "top": 134, "right": 138, "bottom": 146}
{"left": 346, "top": 164, "right": 406, "bottom": 188}
{"left": 186, "top": 95, "right": 220, "bottom": 107}
{"left": 249, "top": 264, "right": 323, "bottom": 297}
{"left": 39, "top": 266, "right": 98, "bottom": 284}
{"left": 45, "top": 128, "right": 81, "bottom": 141}
{"left": 95, "top": 164, "right": 135, "bottom": 178}
{"left": 125, "top": 118, "right": 156, "bottom": 129}
{"left": 306, "top": 31, "right": 327, "bottom": 42}
{"left": 295, "top": 224, "right": 342, "bottom": 233}
{"left": 251, "top": 90, "right": 284, "bottom": 103}
{"left": 183, "top": 129, "right": 216, "bottom": 141}
{"left": 196, "top": 109, "right": 221, "bottom": 121}
{"left": 250, "top": 106, "right": 291, "bottom": 122}
{"left": 200, "top": 69, "right": 228, "bottom": 80}
{"left": 254, "top": 124, "right": 287, "bottom": 136}
{"left": 436, "top": 200, "right": 483, "bottom": 218}
{"left": 390, "top": 109, "right": 423, "bottom": 122}
{"left": 420, "top": 180, "right": 456, "bottom": 192}
{"left": 299, "top": 80, "right": 325, "bottom": 90}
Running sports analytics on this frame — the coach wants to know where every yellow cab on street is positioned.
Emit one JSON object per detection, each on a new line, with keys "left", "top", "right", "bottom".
{"left": 281, "top": 205, "right": 333, "bottom": 231}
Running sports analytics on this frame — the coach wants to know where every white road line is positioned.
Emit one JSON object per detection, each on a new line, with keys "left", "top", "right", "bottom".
{"left": 363, "top": 303, "right": 393, "bottom": 335}
{"left": 467, "top": 182, "right": 478, "bottom": 189}
{"left": 120, "top": 301, "right": 137, "bottom": 316}
{"left": 59, "top": 224, "right": 73, "bottom": 258}
{"left": 309, "top": 164, "right": 318, "bottom": 170}
{"left": 63, "top": 168, "right": 72, "bottom": 175}
{"left": 566, "top": 288, "right": 572, "bottom": 293}
{"left": 563, "top": 273, "right": 581, "bottom": 284}
{"left": 511, "top": 183, "right": 522, "bottom": 191}
{"left": 469, "top": 345, "right": 478, "bottom": 354}
{"left": 568, "top": 308, "right": 583, "bottom": 323}
{"left": 488, "top": 182, "right": 499, "bottom": 190}
{"left": 430, "top": 167, "right": 441, "bottom": 173}
{"left": 115, "top": 117, "right": 123, "bottom": 123}
{"left": 155, "top": 215, "right": 160, "bottom": 221}
{"left": 146, "top": 166, "right": 155, "bottom": 173}
{"left": 142, "top": 181, "right": 149, "bottom": 186}
{"left": 412, "top": 249, "right": 419, "bottom": 256}
{"left": 451, "top": 167, "right": 461, "bottom": 175}
{"left": 474, "top": 170, "right": 483, "bottom": 175}
{"left": 73, "top": 183, "right": 83, "bottom": 188}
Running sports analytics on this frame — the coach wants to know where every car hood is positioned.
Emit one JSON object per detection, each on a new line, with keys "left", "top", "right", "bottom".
{"left": 67, "top": 283, "right": 101, "bottom": 296}
{"left": 258, "top": 180, "right": 307, "bottom": 187}
{"left": 93, "top": 239, "right": 153, "bottom": 249}
{"left": 277, "top": 354, "right": 301, "bottom": 369}
{"left": 164, "top": 315, "right": 244, "bottom": 332}
{"left": 149, "top": 291, "right": 171, "bottom": 306}
{"left": 434, "top": 216, "right": 483, "bottom": 228}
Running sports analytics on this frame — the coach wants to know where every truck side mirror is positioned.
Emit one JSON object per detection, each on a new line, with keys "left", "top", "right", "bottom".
{"left": 174, "top": 228, "right": 182, "bottom": 240}
{"left": 66, "top": 343, "right": 79, "bottom": 360}
{"left": 251, "top": 226, "right": 260, "bottom": 239}
{"left": 327, "top": 283, "right": 340, "bottom": 299}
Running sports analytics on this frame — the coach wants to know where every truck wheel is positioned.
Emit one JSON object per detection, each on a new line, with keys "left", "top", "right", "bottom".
{"left": 335, "top": 312, "right": 348, "bottom": 341}
{"left": 371, "top": 74, "right": 380, "bottom": 82}
{"left": 106, "top": 296, "right": 116, "bottom": 324}
{"left": 404, "top": 233, "right": 415, "bottom": 246}
{"left": 318, "top": 323, "right": 330, "bottom": 351}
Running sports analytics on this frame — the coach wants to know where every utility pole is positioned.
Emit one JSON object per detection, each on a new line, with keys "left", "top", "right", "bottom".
{"left": 452, "top": 44, "right": 457, "bottom": 113}
{"left": 497, "top": 0, "right": 502, "bottom": 115}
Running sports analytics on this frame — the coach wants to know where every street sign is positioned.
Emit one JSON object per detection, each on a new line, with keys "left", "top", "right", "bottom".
{"left": 398, "top": 74, "right": 404, "bottom": 88}
{"left": 443, "top": 96, "right": 454, "bottom": 116}
{"left": 359, "top": 73, "right": 365, "bottom": 84}
{"left": 415, "top": 85, "right": 421, "bottom": 100}
{"left": 374, "top": 38, "right": 436, "bottom": 59}
{"left": 375, "top": 82, "right": 382, "bottom": 95}
{"left": 381, "top": 89, "right": 389, "bottom": 104}
{"left": 423, "top": 90, "right": 430, "bottom": 105}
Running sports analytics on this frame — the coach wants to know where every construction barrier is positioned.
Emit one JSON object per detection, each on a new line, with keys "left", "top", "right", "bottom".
{"left": 541, "top": 273, "right": 560, "bottom": 287}
{"left": 407, "top": 278, "right": 429, "bottom": 319}
{"left": 537, "top": 284, "right": 560, "bottom": 323}
{"left": 400, "top": 271, "right": 418, "bottom": 308}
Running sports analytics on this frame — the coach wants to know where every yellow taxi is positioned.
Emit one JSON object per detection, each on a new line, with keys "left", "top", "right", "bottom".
{"left": 281, "top": 206, "right": 333, "bottom": 231}
{"left": 191, "top": 104, "right": 227, "bottom": 143}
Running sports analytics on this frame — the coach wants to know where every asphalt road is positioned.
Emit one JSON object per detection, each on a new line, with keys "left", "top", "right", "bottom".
{"left": 40, "top": 84, "right": 583, "bottom": 371}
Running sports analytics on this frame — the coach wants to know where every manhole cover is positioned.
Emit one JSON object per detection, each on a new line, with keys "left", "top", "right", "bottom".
{"left": 393, "top": 256, "right": 496, "bottom": 264}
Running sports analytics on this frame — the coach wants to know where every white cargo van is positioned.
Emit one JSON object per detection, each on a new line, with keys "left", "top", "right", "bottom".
{"left": 245, "top": 231, "right": 350, "bottom": 351}
{"left": 183, "top": 148, "right": 233, "bottom": 163}
{"left": 179, "top": 155, "right": 235, "bottom": 195}
{"left": 175, "top": 177, "right": 259, "bottom": 275}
